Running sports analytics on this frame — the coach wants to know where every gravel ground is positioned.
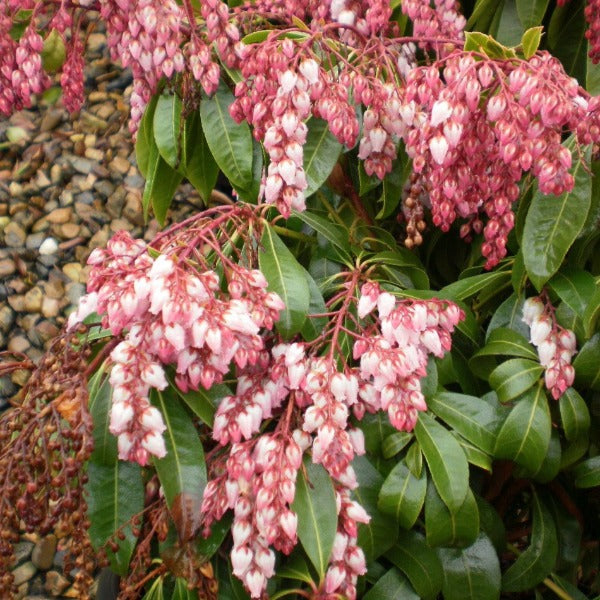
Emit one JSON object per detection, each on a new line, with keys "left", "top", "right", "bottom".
{"left": 0, "top": 32, "right": 201, "bottom": 599}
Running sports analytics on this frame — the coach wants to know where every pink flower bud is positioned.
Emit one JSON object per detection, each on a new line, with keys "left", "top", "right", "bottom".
{"left": 429, "top": 134, "right": 449, "bottom": 164}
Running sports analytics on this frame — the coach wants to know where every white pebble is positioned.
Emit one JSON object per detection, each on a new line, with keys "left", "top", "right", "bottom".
{"left": 39, "top": 238, "right": 58, "bottom": 255}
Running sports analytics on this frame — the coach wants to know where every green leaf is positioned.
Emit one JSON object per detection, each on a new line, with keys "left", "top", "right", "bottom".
{"left": 548, "top": 268, "right": 596, "bottom": 317}
{"left": 293, "top": 210, "right": 352, "bottom": 256}
{"left": 360, "top": 412, "right": 397, "bottom": 456}
{"left": 425, "top": 484, "right": 479, "bottom": 548}
{"left": 303, "top": 118, "right": 343, "bottom": 198}
{"left": 378, "top": 460, "right": 427, "bottom": 529}
{"left": 376, "top": 154, "right": 406, "bottom": 219}
{"left": 136, "top": 95, "right": 159, "bottom": 178}
{"left": 353, "top": 456, "right": 398, "bottom": 560}
{"left": 200, "top": 84, "right": 253, "bottom": 190}
{"left": 464, "top": 31, "right": 516, "bottom": 58}
{"left": 414, "top": 412, "right": 469, "bottom": 512}
{"left": 151, "top": 387, "right": 207, "bottom": 542}
{"left": 487, "top": 293, "right": 530, "bottom": 341}
{"left": 276, "top": 551, "right": 314, "bottom": 584}
{"left": 496, "top": 0, "right": 525, "bottom": 46}
{"left": 457, "top": 437, "right": 493, "bottom": 472}
{"left": 476, "top": 496, "right": 506, "bottom": 555}
{"left": 41, "top": 29, "right": 66, "bottom": 73}
{"left": 489, "top": 358, "right": 543, "bottom": 403}
{"left": 548, "top": 0, "right": 587, "bottom": 81}
{"left": 428, "top": 391, "right": 502, "bottom": 454}
{"left": 172, "top": 380, "right": 231, "bottom": 427}
{"left": 517, "top": 0, "right": 549, "bottom": 28}
{"left": 583, "top": 284, "right": 600, "bottom": 337}
{"left": 368, "top": 249, "right": 429, "bottom": 290}
{"left": 405, "top": 441, "right": 423, "bottom": 478}
{"left": 501, "top": 493, "right": 558, "bottom": 592}
{"left": 171, "top": 579, "right": 198, "bottom": 600}
{"left": 437, "top": 534, "right": 502, "bottom": 600}
{"left": 381, "top": 431, "right": 413, "bottom": 459}
{"left": 559, "top": 387, "right": 590, "bottom": 441}
{"left": 154, "top": 94, "right": 183, "bottom": 170}
{"left": 183, "top": 111, "right": 219, "bottom": 202}
{"left": 292, "top": 459, "right": 337, "bottom": 580}
{"left": 520, "top": 26, "right": 544, "bottom": 58}
{"left": 494, "top": 384, "right": 551, "bottom": 472}
{"left": 439, "top": 272, "right": 511, "bottom": 302}
{"left": 300, "top": 268, "right": 328, "bottom": 342}
{"left": 523, "top": 145, "right": 592, "bottom": 290}
{"left": 258, "top": 223, "right": 310, "bottom": 337}
{"left": 89, "top": 374, "right": 117, "bottom": 466}
{"left": 358, "top": 161, "right": 381, "bottom": 196}
{"left": 470, "top": 326, "right": 537, "bottom": 379}
{"left": 86, "top": 461, "right": 144, "bottom": 575}
{"left": 142, "top": 141, "right": 183, "bottom": 226}
{"left": 386, "top": 530, "right": 444, "bottom": 600}
{"left": 587, "top": 54, "right": 600, "bottom": 94}
{"left": 573, "top": 456, "right": 600, "bottom": 488}
{"left": 573, "top": 333, "right": 600, "bottom": 390}
{"left": 526, "top": 428, "right": 561, "bottom": 483}
{"left": 363, "top": 568, "right": 419, "bottom": 600}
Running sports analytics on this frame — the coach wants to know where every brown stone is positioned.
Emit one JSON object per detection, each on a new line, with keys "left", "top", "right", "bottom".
{"left": 23, "top": 287, "right": 43, "bottom": 312}
{"left": 109, "top": 155, "right": 131, "bottom": 175}
{"left": 59, "top": 223, "right": 81, "bottom": 239}
{"left": 46, "top": 207, "right": 72, "bottom": 224}
{"left": 44, "top": 570, "right": 70, "bottom": 596}
{"left": 31, "top": 535, "right": 57, "bottom": 570}
{"left": 0, "top": 258, "right": 16, "bottom": 278}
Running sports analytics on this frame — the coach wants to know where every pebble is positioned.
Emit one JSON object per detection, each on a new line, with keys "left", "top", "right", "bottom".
{"left": 41, "top": 298, "right": 61, "bottom": 319}
{"left": 38, "top": 238, "right": 58, "bottom": 255}
{"left": 46, "top": 208, "right": 72, "bottom": 224}
{"left": 4, "top": 222, "right": 26, "bottom": 247}
{"left": 13, "top": 562, "right": 37, "bottom": 586}
{"left": 26, "top": 233, "right": 46, "bottom": 250}
{"left": 0, "top": 258, "right": 16, "bottom": 278}
{"left": 0, "top": 304, "right": 14, "bottom": 331}
{"left": 44, "top": 571, "right": 69, "bottom": 596}
{"left": 109, "top": 156, "right": 130, "bottom": 175}
{"left": 31, "top": 536, "right": 57, "bottom": 571}
{"left": 24, "top": 287, "right": 44, "bottom": 313}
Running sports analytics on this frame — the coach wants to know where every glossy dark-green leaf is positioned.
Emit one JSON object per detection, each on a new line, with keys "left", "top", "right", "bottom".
{"left": 303, "top": 118, "right": 342, "bottom": 198}
{"left": 523, "top": 145, "right": 592, "bottom": 290}
{"left": 136, "top": 95, "right": 158, "bottom": 178}
{"left": 559, "top": 387, "right": 590, "bottom": 441}
{"left": 378, "top": 460, "right": 426, "bottom": 529}
{"left": 386, "top": 530, "right": 444, "bottom": 600}
{"left": 173, "top": 381, "right": 231, "bottom": 427}
{"left": 363, "top": 567, "right": 419, "bottom": 600}
{"left": 87, "top": 461, "right": 143, "bottom": 575}
{"left": 142, "top": 145, "right": 182, "bottom": 226}
{"left": 548, "top": 268, "right": 596, "bottom": 317}
{"left": 572, "top": 333, "right": 600, "bottom": 390}
{"left": 293, "top": 210, "right": 352, "bottom": 257}
{"left": 437, "top": 533, "right": 501, "bottom": 600}
{"left": 199, "top": 85, "right": 253, "bottom": 190}
{"left": 573, "top": 456, "right": 600, "bottom": 488}
{"left": 501, "top": 493, "right": 558, "bottom": 592}
{"left": 489, "top": 358, "right": 543, "bottom": 403}
{"left": 171, "top": 579, "right": 198, "bottom": 600}
{"left": 368, "top": 250, "right": 429, "bottom": 290}
{"left": 414, "top": 412, "right": 469, "bottom": 512}
{"left": 183, "top": 111, "right": 219, "bottom": 202}
{"left": 153, "top": 93, "right": 182, "bottom": 170}
{"left": 299, "top": 267, "right": 328, "bottom": 342}
{"left": 258, "top": 223, "right": 310, "bottom": 337}
{"left": 353, "top": 455, "right": 398, "bottom": 560}
{"left": 151, "top": 387, "right": 207, "bottom": 542}
{"left": 89, "top": 374, "right": 117, "bottom": 466}
{"left": 292, "top": 459, "right": 337, "bottom": 580}
{"left": 517, "top": 0, "right": 549, "bottom": 28}
{"left": 476, "top": 495, "right": 506, "bottom": 554}
{"left": 494, "top": 384, "right": 551, "bottom": 474}
{"left": 439, "top": 271, "right": 511, "bottom": 302}
{"left": 428, "top": 391, "right": 502, "bottom": 454}
{"left": 425, "top": 484, "right": 479, "bottom": 548}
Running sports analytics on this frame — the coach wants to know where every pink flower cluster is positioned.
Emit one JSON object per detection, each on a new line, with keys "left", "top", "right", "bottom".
{"left": 329, "top": 0, "right": 392, "bottom": 38}
{"left": 586, "top": 0, "right": 600, "bottom": 63}
{"left": 401, "top": 0, "right": 465, "bottom": 52}
{"left": 400, "top": 52, "right": 600, "bottom": 268}
{"left": 322, "top": 488, "right": 369, "bottom": 600}
{"left": 522, "top": 297, "right": 577, "bottom": 399}
{"left": 60, "top": 36, "right": 85, "bottom": 113}
{"left": 99, "top": 0, "right": 186, "bottom": 132}
{"left": 68, "top": 230, "right": 284, "bottom": 465}
{"left": 0, "top": 22, "right": 49, "bottom": 116}
{"left": 201, "top": 434, "right": 304, "bottom": 597}
{"left": 231, "top": 41, "right": 363, "bottom": 215}
{"left": 355, "top": 281, "right": 464, "bottom": 429}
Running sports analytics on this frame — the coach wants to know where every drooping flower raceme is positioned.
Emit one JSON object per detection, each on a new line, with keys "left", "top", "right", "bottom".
{"left": 68, "top": 230, "right": 285, "bottom": 465}
{"left": 522, "top": 296, "right": 577, "bottom": 399}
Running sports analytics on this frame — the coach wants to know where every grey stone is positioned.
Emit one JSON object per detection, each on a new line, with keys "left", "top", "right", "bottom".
{"left": 12, "top": 541, "right": 33, "bottom": 564}
{"left": 25, "top": 233, "right": 45, "bottom": 250}
{"left": 66, "top": 282, "right": 86, "bottom": 305}
{"left": 67, "top": 156, "right": 94, "bottom": 175}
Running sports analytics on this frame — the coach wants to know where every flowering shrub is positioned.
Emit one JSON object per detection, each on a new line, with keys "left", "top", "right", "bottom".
{"left": 2, "top": 0, "right": 600, "bottom": 599}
